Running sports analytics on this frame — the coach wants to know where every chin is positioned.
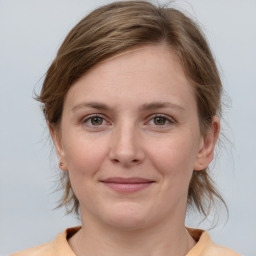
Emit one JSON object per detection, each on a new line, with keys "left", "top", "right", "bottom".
{"left": 107, "top": 215, "right": 149, "bottom": 231}
{"left": 101, "top": 203, "right": 152, "bottom": 230}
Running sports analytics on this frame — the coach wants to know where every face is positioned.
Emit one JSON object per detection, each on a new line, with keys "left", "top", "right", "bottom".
{"left": 52, "top": 44, "right": 218, "bottom": 230}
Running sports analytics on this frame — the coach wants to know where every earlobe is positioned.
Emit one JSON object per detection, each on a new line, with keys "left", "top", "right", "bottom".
{"left": 193, "top": 116, "right": 220, "bottom": 171}
{"left": 48, "top": 122, "right": 68, "bottom": 171}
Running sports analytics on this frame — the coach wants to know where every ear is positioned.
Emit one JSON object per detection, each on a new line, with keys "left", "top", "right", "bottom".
{"left": 48, "top": 122, "right": 68, "bottom": 171}
{"left": 193, "top": 116, "right": 220, "bottom": 171}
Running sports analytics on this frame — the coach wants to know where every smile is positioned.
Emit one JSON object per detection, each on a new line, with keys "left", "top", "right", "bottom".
{"left": 101, "top": 177, "right": 155, "bottom": 193}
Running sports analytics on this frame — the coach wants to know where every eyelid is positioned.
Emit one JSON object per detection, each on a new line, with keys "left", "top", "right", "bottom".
{"left": 81, "top": 114, "right": 110, "bottom": 127}
{"left": 80, "top": 113, "right": 175, "bottom": 128}
{"left": 146, "top": 114, "right": 175, "bottom": 126}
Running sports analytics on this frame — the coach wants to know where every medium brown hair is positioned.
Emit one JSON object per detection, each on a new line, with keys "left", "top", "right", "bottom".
{"left": 38, "top": 1, "right": 226, "bottom": 216}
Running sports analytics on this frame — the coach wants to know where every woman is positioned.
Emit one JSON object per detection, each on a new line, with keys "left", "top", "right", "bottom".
{"left": 11, "top": 1, "right": 240, "bottom": 255}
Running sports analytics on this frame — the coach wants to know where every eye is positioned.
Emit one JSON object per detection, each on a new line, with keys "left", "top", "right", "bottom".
{"left": 153, "top": 116, "right": 168, "bottom": 125}
{"left": 90, "top": 116, "right": 104, "bottom": 126}
{"left": 82, "top": 114, "right": 108, "bottom": 127}
{"left": 147, "top": 115, "right": 174, "bottom": 127}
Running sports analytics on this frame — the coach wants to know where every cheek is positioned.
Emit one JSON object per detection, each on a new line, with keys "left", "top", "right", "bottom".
{"left": 63, "top": 133, "right": 109, "bottom": 178}
{"left": 62, "top": 133, "right": 110, "bottom": 203}
{"left": 147, "top": 135, "right": 198, "bottom": 185}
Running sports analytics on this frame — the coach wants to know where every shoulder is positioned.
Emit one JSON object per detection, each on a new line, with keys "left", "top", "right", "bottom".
{"left": 205, "top": 243, "right": 241, "bottom": 256}
{"left": 10, "top": 226, "right": 81, "bottom": 256}
{"left": 186, "top": 228, "right": 241, "bottom": 256}
{"left": 10, "top": 241, "right": 55, "bottom": 256}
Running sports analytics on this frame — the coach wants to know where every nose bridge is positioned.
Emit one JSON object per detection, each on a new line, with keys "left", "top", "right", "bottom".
{"left": 109, "top": 119, "right": 144, "bottom": 166}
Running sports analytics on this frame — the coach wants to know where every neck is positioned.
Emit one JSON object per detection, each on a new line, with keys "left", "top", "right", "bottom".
{"left": 69, "top": 210, "right": 196, "bottom": 256}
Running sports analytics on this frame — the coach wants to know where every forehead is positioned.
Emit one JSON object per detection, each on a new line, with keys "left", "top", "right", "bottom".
{"left": 64, "top": 44, "right": 196, "bottom": 112}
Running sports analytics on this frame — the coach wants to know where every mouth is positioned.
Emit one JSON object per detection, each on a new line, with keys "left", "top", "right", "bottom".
{"left": 100, "top": 177, "right": 155, "bottom": 193}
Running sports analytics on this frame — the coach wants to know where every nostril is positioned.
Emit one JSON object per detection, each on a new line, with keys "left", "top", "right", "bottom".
{"left": 111, "top": 157, "right": 141, "bottom": 166}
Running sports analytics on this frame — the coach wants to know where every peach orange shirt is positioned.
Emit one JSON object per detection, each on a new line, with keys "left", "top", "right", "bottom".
{"left": 10, "top": 226, "right": 241, "bottom": 256}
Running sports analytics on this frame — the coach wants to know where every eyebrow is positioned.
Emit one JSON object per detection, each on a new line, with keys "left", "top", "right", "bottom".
{"left": 72, "top": 102, "right": 110, "bottom": 112}
{"left": 139, "top": 102, "right": 184, "bottom": 112}
{"left": 72, "top": 101, "right": 185, "bottom": 112}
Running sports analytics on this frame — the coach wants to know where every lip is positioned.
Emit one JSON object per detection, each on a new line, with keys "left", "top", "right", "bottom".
{"left": 100, "top": 177, "right": 155, "bottom": 193}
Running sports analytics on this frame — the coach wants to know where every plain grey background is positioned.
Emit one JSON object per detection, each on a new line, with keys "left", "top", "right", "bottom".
{"left": 0, "top": 0, "right": 255, "bottom": 255}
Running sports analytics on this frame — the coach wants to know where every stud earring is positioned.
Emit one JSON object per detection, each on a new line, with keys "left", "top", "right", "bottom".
{"left": 59, "top": 162, "right": 64, "bottom": 168}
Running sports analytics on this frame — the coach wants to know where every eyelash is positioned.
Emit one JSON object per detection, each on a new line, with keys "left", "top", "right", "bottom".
{"left": 81, "top": 114, "right": 175, "bottom": 128}
{"left": 82, "top": 114, "right": 109, "bottom": 128}
{"left": 147, "top": 114, "right": 175, "bottom": 127}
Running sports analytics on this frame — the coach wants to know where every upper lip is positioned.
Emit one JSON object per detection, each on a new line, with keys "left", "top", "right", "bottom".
{"left": 101, "top": 177, "right": 155, "bottom": 184}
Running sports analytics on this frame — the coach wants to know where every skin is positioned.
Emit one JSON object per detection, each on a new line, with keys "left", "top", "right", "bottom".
{"left": 51, "top": 44, "right": 219, "bottom": 256}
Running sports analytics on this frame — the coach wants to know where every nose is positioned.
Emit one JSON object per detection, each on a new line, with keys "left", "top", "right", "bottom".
{"left": 109, "top": 123, "right": 145, "bottom": 167}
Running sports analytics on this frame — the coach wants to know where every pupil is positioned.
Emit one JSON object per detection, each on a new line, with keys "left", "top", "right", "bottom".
{"left": 92, "top": 117, "right": 103, "bottom": 125}
{"left": 154, "top": 117, "right": 165, "bottom": 125}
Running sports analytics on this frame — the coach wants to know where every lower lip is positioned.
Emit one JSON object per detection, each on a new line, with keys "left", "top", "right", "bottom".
{"left": 102, "top": 182, "right": 154, "bottom": 193}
